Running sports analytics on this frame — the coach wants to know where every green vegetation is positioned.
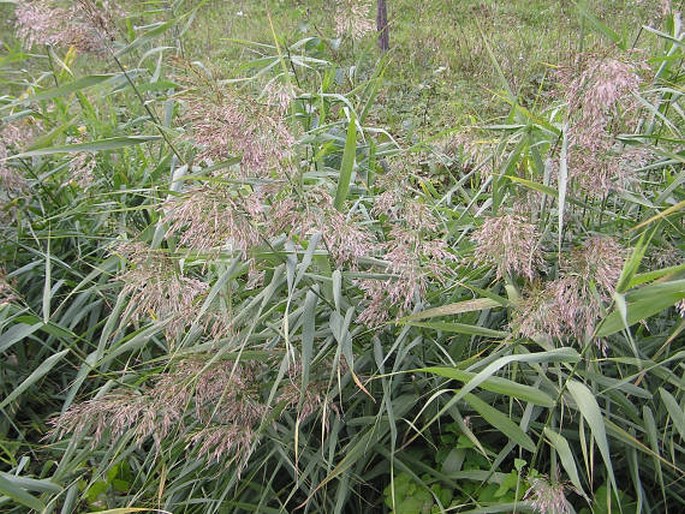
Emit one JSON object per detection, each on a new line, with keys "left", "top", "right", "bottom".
{"left": 1, "top": 1, "right": 684, "bottom": 513}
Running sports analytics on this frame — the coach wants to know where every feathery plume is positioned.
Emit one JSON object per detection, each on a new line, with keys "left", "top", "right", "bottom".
{"left": 357, "top": 228, "right": 455, "bottom": 326}
{"left": 162, "top": 186, "right": 263, "bottom": 255}
{"left": 182, "top": 94, "right": 293, "bottom": 177}
{"left": 52, "top": 357, "right": 267, "bottom": 465}
{"left": 68, "top": 151, "right": 97, "bottom": 189}
{"left": 562, "top": 56, "right": 644, "bottom": 147}
{"left": 1, "top": 121, "right": 36, "bottom": 193}
{"left": 51, "top": 390, "right": 162, "bottom": 447}
{"left": 513, "top": 236, "right": 625, "bottom": 341}
{"left": 14, "top": 0, "right": 66, "bottom": 47}
{"left": 569, "top": 235, "right": 625, "bottom": 295}
{"left": 560, "top": 55, "right": 646, "bottom": 197}
{"left": 279, "top": 377, "right": 329, "bottom": 424}
{"left": 472, "top": 214, "right": 543, "bottom": 281}
{"left": 524, "top": 478, "right": 572, "bottom": 514}
{"left": 14, "top": 0, "right": 120, "bottom": 54}
{"left": 115, "top": 243, "right": 208, "bottom": 340}
{"left": 268, "top": 188, "right": 376, "bottom": 267}
{"left": 189, "top": 424, "right": 256, "bottom": 468}
{"left": 262, "top": 78, "right": 297, "bottom": 114}
{"left": 334, "top": 0, "right": 375, "bottom": 41}
{"left": 514, "top": 275, "right": 599, "bottom": 341}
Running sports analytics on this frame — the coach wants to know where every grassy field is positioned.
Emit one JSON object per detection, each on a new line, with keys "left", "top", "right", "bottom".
{"left": 184, "top": 0, "right": 664, "bottom": 131}
{"left": 1, "top": 1, "right": 684, "bottom": 513}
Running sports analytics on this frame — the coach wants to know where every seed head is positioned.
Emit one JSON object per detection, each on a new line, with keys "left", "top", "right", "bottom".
{"left": 14, "top": 0, "right": 66, "bottom": 47}
{"left": 513, "top": 276, "right": 598, "bottom": 341}
{"left": 472, "top": 214, "right": 543, "bottom": 281}
{"left": 189, "top": 424, "right": 256, "bottom": 469}
{"left": 279, "top": 378, "right": 328, "bottom": 424}
{"left": 52, "top": 356, "right": 268, "bottom": 464}
{"left": 50, "top": 390, "right": 161, "bottom": 448}
{"left": 268, "top": 188, "right": 376, "bottom": 267}
{"left": 1, "top": 121, "right": 36, "bottom": 193}
{"left": 14, "top": 0, "right": 120, "bottom": 54}
{"left": 524, "top": 477, "right": 572, "bottom": 514}
{"left": 68, "top": 151, "right": 97, "bottom": 189}
{"left": 262, "top": 78, "right": 297, "bottom": 114}
{"left": 321, "top": 207, "right": 376, "bottom": 267}
{"left": 356, "top": 279, "right": 390, "bottom": 326}
{"left": 115, "top": 243, "right": 208, "bottom": 341}
{"left": 334, "top": 0, "right": 375, "bottom": 41}
{"left": 182, "top": 94, "right": 293, "bottom": 177}
{"left": 562, "top": 56, "right": 644, "bottom": 148}
{"left": 162, "top": 186, "right": 263, "bottom": 256}
{"left": 569, "top": 142, "right": 652, "bottom": 198}
{"left": 513, "top": 237, "right": 624, "bottom": 342}
{"left": 568, "top": 235, "right": 625, "bottom": 295}
{"left": 357, "top": 228, "right": 455, "bottom": 326}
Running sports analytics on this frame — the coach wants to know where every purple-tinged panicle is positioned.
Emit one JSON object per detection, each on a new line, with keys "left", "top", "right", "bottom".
{"left": 569, "top": 236, "right": 626, "bottom": 295}
{"left": 262, "top": 79, "right": 297, "bottom": 114}
{"left": 115, "top": 243, "right": 209, "bottom": 341}
{"left": 14, "top": 0, "right": 66, "bottom": 48}
{"left": 14, "top": 0, "right": 122, "bottom": 54}
{"left": 559, "top": 55, "right": 647, "bottom": 198}
{"left": 563, "top": 56, "right": 644, "bottom": 148}
{"left": 182, "top": 94, "right": 293, "bottom": 177}
{"left": 472, "top": 214, "right": 543, "bottom": 281}
{"left": 268, "top": 188, "right": 377, "bottom": 268}
{"left": 189, "top": 424, "right": 256, "bottom": 470}
{"left": 1, "top": 121, "right": 37, "bottom": 194}
{"left": 162, "top": 186, "right": 263, "bottom": 256}
{"left": 524, "top": 478, "right": 572, "bottom": 514}
{"left": 51, "top": 357, "right": 267, "bottom": 470}
{"left": 513, "top": 236, "right": 626, "bottom": 342}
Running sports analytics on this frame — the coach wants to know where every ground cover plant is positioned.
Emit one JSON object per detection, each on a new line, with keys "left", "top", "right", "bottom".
{"left": 1, "top": 0, "right": 684, "bottom": 513}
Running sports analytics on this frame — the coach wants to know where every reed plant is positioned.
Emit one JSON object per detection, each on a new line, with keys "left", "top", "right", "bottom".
{"left": 0, "top": 1, "right": 683, "bottom": 513}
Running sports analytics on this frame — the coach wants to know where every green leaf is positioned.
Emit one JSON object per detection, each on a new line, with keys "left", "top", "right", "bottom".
{"left": 25, "top": 74, "right": 116, "bottom": 102}
{"left": 10, "top": 136, "right": 161, "bottom": 158}
{"left": 543, "top": 427, "right": 588, "bottom": 499}
{"left": 402, "top": 298, "right": 504, "bottom": 322}
{"left": 88, "top": 507, "right": 172, "bottom": 514}
{"left": 0, "top": 322, "right": 43, "bottom": 353}
{"left": 0, "top": 474, "right": 45, "bottom": 512}
{"left": 452, "top": 348, "right": 580, "bottom": 404}
{"left": 403, "top": 321, "right": 508, "bottom": 339}
{"left": 566, "top": 380, "right": 617, "bottom": 495}
{"left": 463, "top": 393, "right": 536, "bottom": 451}
{"left": 660, "top": 388, "right": 685, "bottom": 441}
{"left": 0, "top": 473, "right": 61, "bottom": 494}
{"left": 632, "top": 199, "right": 685, "bottom": 232}
{"left": 597, "top": 280, "right": 685, "bottom": 336}
{"left": 333, "top": 112, "right": 357, "bottom": 210}
{"left": 0, "top": 349, "right": 69, "bottom": 409}
{"left": 420, "top": 366, "right": 555, "bottom": 407}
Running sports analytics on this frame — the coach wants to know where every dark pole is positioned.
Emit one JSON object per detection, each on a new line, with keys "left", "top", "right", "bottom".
{"left": 377, "top": 0, "right": 389, "bottom": 52}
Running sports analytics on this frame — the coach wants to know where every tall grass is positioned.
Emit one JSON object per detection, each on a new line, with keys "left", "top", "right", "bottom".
{"left": 1, "top": 1, "right": 684, "bottom": 513}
